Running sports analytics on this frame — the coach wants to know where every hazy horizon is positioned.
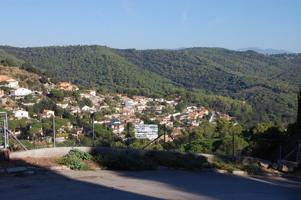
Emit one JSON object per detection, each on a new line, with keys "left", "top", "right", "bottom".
{"left": 0, "top": 44, "right": 298, "bottom": 54}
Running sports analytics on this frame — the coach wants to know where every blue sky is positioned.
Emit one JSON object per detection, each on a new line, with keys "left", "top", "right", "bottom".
{"left": 0, "top": 0, "right": 300, "bottom": 52}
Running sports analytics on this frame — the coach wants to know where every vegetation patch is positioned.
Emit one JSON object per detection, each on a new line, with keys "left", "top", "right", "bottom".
{"left": 210, "top": 157, "right": 263, "bottom": 174}
{"left": 58, "top": 149, "right": 92, "bottom": 170}
{"left": 145, "top": 151, "right": 208, "bottom": 170}
{"left": 93, "top": 150, "right": 209, "bottom": 171}
{"left": 94, "top": 152, "right": 158, "bottom": 171}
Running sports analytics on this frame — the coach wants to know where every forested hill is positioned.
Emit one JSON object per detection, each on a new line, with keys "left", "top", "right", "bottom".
{"left": 0, "top": 45, "right": 300, "bottom": 126}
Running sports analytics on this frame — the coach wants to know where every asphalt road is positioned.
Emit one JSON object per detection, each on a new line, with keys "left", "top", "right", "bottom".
{"left": 0, "top": 169, "right": 301, "bottom": 200}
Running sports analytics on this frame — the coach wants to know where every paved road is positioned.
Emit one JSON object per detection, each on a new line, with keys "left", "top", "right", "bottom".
{"left": 0, "top": 169, "right": 301, "bottom": 200}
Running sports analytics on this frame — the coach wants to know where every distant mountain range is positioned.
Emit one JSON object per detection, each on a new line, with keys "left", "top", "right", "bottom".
{"left": 237, "top": 47, "right": 294, "bottom": 55}
{"left": 0, "top": 45, "right": 300, "bottom": 125}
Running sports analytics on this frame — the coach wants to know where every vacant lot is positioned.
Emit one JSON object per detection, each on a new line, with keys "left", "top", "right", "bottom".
{"left": 0, "top": 169, "right": 301, "bottom": 200}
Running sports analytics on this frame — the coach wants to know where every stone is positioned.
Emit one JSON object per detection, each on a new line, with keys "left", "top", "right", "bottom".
{"left": 259, "top": 161, "right": 270, "bottom": 169}
{"left": 272, "top": 163, "right": 278, "bottom": 170}
{"left": 6, "top": 166, "right": 27, "bottom": 174}
{"left": 23, "top": 170, "right": 35, "bottom": 175}
{"left": 216, "top": 169, "right": 228, "bottom": 174}
{"left": 0, "top": 168, "right": 5, "bottom": 174}
{"left": 232, "top": 170, "right": 247, "bottom": 176}
{"left": 280, "top": 165, "right": 289, "bottom": 172}
{"left": 50, "top": 166, "right": 70, "bottom": 170}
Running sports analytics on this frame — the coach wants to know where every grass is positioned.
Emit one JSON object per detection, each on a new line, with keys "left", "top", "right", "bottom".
{"left": 210, "top": 157, "right": 263, "bottom": 174}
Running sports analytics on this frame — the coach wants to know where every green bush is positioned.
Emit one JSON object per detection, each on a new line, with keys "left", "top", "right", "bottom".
{"left": 58, "top": 153, "right": 86, "bottom": 170}
{"left": 68, "top": 149, "right": 92, "bottom": 160}
{"left": 58, "top": 149, "right": 92, "bottom": 170}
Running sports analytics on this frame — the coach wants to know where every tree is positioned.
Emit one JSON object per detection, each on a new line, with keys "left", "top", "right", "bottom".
{"left": 251, "top": 122, "right": 274, "bottom": 135}
{"left": 48, "top": 89, "right": 64, "bottom": 102}
{"left": 184, "top": 139, "right": 212, "bottom": 153}
{"left": 33, "top": 98, "right": 56, "bottom": 114}
{"left": 8, "top": 119, "right": 27, "bottom": 133}
{"left": 79, "top": 97, "right": 93, "bottom": 108}
{"left": 28, "top": 121, "right": 43, "bottom": 140}
{"left": 125, "top": 123, "right": 135, "bottom": 138}
{"left": 217, "top": 134, "right": 248, "bottom": 156}
{"left": 175, "top": 101, "right": 187, "bottom": 112}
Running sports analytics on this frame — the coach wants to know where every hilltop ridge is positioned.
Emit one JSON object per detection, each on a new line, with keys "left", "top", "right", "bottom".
{"left": 0, "top": 45, "right": 300, "bottom": 125}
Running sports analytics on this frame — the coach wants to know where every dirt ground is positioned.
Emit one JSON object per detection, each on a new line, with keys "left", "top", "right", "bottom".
{"left": 0, "top": 156, "right": 100, "bottom": 170}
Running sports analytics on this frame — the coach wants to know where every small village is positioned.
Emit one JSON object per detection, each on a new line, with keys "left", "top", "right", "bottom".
{"left": 0, "top": 72, "right": 232, "bottom": 147}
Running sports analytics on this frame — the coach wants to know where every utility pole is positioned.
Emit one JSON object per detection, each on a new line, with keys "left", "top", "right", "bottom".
{"left": 232, "top": 131, "right": 235, "bottom": 162}
{"left": 279, "top": 145, "right": 282, "bottom": 160}
{"left": 53, "top": 115, "right": 56, "bottom": 147}
{"left": 296, "top": 141, "right": 301, "bottom": 163}
{"left": 163, "top": 125, "right": 166, "bottom": 143}
{"left": 0, "top": 112, "right": 9, "bottom": 149}
{"left": 4, "top": 112, "right": 8, "bottom": 149}
{"left": 92, "top": 113, "right": 95, "bottom": 147}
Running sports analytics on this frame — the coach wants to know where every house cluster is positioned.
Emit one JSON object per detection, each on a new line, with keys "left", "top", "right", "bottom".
{"left": 159, "top": 106, "right": 210, "bottom": 128}
{"left": 0, "top": 75, "right": 33, "bottom": 97}
{"left": 1, "top": 74, "right": 233, "bottom": 143}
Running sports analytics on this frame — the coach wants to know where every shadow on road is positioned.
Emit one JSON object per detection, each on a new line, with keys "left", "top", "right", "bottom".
{"left": 111, "top": 168, "right": 301, "bottom": 200}
{"left": 0, "top": 159, "right": 160, "bottom": 200}
{"left": 1, "top": 156, "right": 301, "bottom": 200}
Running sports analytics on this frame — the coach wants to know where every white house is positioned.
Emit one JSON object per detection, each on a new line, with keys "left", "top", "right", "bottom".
{"left": 57, "top": 103, "right": 69, "bottom": 109}
{"left": 87, "top": 90, "right": 96, "bottom": 96}
{"left": 0, "top": 75, "right": 19, "bottom": 88}
{"left": 69, "top": 106, "right": 81, "bottom": 114}
{"left": 81, "top": 105, "right": 96, "bottom": 113}
{"left": 14, "top": 110, "right": 29, "bottom": 119}
{"left": 123, "top": 100, "right": 135, "bottom": 109}
{"left": 55, "top": 137, "right": 66, "bottom": 143}
{"left": 110, "top": 119, "right": 125, "bottom": 134}
{"left": 41, "top": 109, "right": 55, "bottom": 118}
{"left": 6, "top": 79, "right": 19, "bottom": 88}
{"left": 0, "top": 89, "right": 4, "bottom": 97}
{"left": 12, "top": 88, "right": 32, "bottom": 97}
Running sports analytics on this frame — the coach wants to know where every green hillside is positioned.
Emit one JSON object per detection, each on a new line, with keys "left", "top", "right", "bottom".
{"left": 0, "top": 45, "right": 300, "bottom": 126}
{"left": 0, "top": 49, "right": 23, "bottom": 66}
{"left": 116, "top": 48, "right": 300, "bottom": 124}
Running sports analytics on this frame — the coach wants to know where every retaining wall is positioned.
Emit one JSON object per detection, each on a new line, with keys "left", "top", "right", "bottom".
{"left": 10, "top": 147, "right": 213, "bottom": 160}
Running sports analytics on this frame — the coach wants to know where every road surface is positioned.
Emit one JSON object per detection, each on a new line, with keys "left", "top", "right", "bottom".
{"left": 0, "top": 169, "right": 301, "bottom": 200}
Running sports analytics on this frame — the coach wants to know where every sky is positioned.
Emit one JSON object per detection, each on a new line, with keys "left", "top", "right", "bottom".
{"left": 0, "top": 0, "right": 300, "bottom": 52}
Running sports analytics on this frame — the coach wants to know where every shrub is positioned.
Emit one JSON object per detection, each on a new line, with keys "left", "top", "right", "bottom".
{"left": 95, "top": 152, "right": 157, "bottom": 170}
{"left": 68, "top": 149, "right": 92, "bottom": 160}
{"left": 94, "top": 150, "right": 208, "bottom": 171}
{"left": 145, "top": 151, "right": 208, "bottom": 170}
{"left": 58, "top": 149, "right": 92, "bottom": 170}
{"left": 58, "top": 153, "right": 86, "bottom": 170}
